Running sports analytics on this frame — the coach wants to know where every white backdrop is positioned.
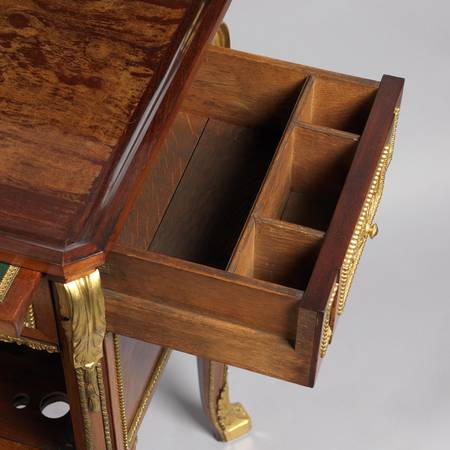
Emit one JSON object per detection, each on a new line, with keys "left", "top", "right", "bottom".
{"left": 139, "top": 1, "right": 450, "bottom": 449}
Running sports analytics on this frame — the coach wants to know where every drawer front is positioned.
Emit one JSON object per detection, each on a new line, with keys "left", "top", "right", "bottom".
{"left": 104, "top": 47, "right": 404, "bottom": 388}
{"left": 338, "top": 107, "right": 401, "bottom": 316}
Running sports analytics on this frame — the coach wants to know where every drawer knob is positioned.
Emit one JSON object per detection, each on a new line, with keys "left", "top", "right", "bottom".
{"left": 366, "top": 222, "right": 378, "bottom": 239}
{"left": 212, "top": 23, "right": 231, "bottom": 49}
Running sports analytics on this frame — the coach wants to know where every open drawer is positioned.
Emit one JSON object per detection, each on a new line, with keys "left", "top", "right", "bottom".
{"left": 102, "top": 47, "right": 403, "bottom": 387}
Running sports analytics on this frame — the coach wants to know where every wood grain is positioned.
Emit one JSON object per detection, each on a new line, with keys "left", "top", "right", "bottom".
{"left": 306, "top": 76, "right": 378, "bottom": 133}
{"left": 0, "top": 0, "right": 230, "bottom": 279}
{"left": 289, "top": 124, "right": 359, "bottom": 196}
{"left": 151, "top": 118, "right": 279, "bottom": 268}
{"left": 103, "top": 245, "right": 301, "bottom": 340}
{"left": 118, "top": 111, "right": 207, "bottom": 250}
{"left": 0, "top": 437, "right": 40, "bottom": 450}
{"left": 105, "top": 288, "right": 318, "bottom": 386}
{"left": 280, "top": 124, "right": 359, "bottom": 230}
{"left": 183, "top": 47, "right": 378, "bottom": 129}
{"left": 253, "top": 218, "right": 324, "bottom": 291}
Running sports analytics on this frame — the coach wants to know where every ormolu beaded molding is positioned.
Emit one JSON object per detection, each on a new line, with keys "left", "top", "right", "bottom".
{"left": 0, "top": 334, "right": 58, "bottom": 353}
{"left": 320, "top": 281, "right": 339, "bottom": 358}
{"left": 0, "top": 264, "right": 19, "bottom": 303}
{"left": 24, "top": 304, "right": 36, "bottom": 329}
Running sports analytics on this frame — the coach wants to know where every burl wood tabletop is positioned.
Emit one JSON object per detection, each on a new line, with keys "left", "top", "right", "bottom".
{"left": 0, "top": 0, "right": 229, "bottom": 279}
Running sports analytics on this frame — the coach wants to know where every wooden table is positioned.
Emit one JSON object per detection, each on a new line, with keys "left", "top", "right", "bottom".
{"left": 0, "top": 1, "right": 404, "bottom": 449}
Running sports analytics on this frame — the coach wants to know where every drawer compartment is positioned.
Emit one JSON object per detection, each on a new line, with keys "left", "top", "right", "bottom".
{"left": 104, "top": 47, "right": 403, "bottom": 387}
{"left": 253, "top": 123, "right": 358, "bottom": 231}
{"left": 20, "top": 277, "right": 59, "bottom": 348}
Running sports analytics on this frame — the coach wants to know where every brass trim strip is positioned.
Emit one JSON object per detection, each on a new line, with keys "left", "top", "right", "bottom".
{"left": 113, "top": 334, "right": 130, "bottom": 450}
{"left": 97, "top": 364, "right": 113, "bottom": 450}
{"left": 0, "top": 265, "right": 19, "bottom": 303}
{"left": 76, "top": 367, "right": 94, "bottom": 450}
{"left": 320, "top": 281, "right": 339, "bottom": 358}
{"left": 24, "top": 304, "right": 36, "bottom": 329}
{"left": 113, "top": 333, "right": 171, "bottom": 449}
{"left": 0, "top": 334, "right": 58, "bottom": 353}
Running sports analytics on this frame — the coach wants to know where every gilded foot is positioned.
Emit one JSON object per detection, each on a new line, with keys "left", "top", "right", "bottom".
{"left": 217, "top": 380, "right": 252, "bottom": 441}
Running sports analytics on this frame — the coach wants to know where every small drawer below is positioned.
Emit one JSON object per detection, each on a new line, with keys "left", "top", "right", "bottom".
{"left": 20, "top": 277, "right": 59, "bottom": 350}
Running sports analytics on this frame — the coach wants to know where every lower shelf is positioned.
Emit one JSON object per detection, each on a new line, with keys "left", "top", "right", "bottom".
{"left": 0, "top": 342, "right": 73, "bottom": 449}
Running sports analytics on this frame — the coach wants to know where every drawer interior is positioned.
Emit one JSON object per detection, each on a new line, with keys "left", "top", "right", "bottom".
{"left": 124, "top": 48, "right": 375, "bottom": 276}
{"left": 150, "top": 116, "right": 281, "bottom": 269}
{"left": 259, "top": 124, "right": 358, "bottom": 231}
{"left": 106, "top": 47, "right": 402, "bottom": 386}
{"left": 149, "top": 60, "right": 307, "bottom": 270}
{"left": 234, "top": 218, "right": 324, "bottom": 291}
{"left": 297, "top": 75, "right": 376, "bottom": 133}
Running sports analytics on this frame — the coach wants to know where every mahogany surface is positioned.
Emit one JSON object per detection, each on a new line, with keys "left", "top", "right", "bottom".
{"left": 0, "top": 0, "right": 229, "bottom": 280}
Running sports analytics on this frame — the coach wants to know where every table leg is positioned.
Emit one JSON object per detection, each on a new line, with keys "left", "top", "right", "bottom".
{"left": 197, "top": 358, "right": 251, "bottom": 441}
{"left": 55, "top": 270, "right": 112, "bottom": 450}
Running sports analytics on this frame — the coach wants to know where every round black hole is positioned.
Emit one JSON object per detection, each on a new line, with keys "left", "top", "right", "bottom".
{"left": 40, "top": 392, "right": 70, "bottom": 419}
{"left": 13, "top": 393, "right": 30, "bottom": 410}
